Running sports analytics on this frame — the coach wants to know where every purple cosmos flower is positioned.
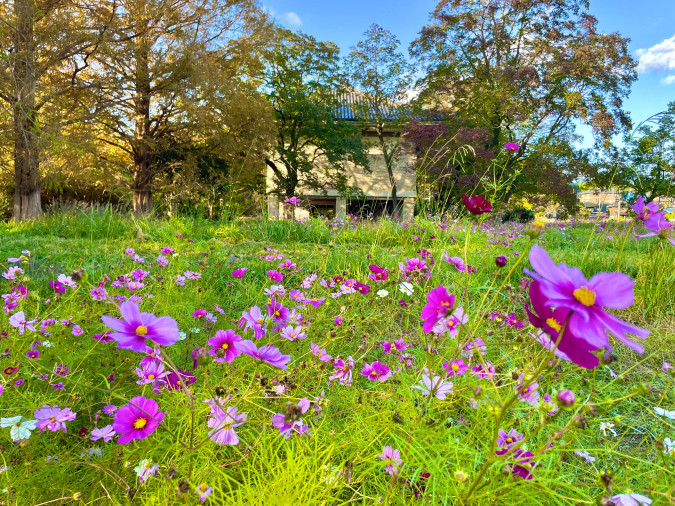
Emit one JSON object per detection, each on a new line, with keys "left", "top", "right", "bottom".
{"left": 442, "top": 253, "right": 466, "bottom": 272}
{"left": 354, "top": 282, "right": 370, "bottom": 295}
{"left": 113, "top": 396, "right": 164, "bottom": 444}
{"left": 631, "top": 197, "right": 659, "bottom": 223}
{"left": 636, "top": 211, "right": 675, "bottom": 246}
{"left": 497, "top": 428, "right": 524, "bottom": 448}
{"left": 103, "top": 405, "right": 117, "bottom": 415}
{"left": 195, "top": 483, "right": 213, "bottom": 501}
{"left": 461, "top": 194, "right": 492, "bottom": 215}
{"left": 394, "top": 339, "right": 412, "bottom": 352}
{"left": 504, "top": 142, "right": 519, "bottom": 151}
{"left": 34, "top": 405, "right": 76, "bottom": 432}
{"left": 444, "top": 359, "right": 469, "bottom": 377}
{"left": 280, "top": 325, "right": 306, "bottom": 341}
{"left": 471, "top": 360, "right": 495, "bottom": 379}
{"left": 54, "top": 364, "right": 70, "bottom": 376}
{"left": 379, "top": 445, "right": 402, "bottom": 475}
{"left": 71, "top": 325, "right": 83, "bottom": 336}
{"left": 278, "top": 259, "right": 296, "bottom": 270}
{"left": 49, "top": 280, "right": 66, "bottom": 294}
{"left": 238, "top": 306, "right": 267, "bottom": 339}
{"left": 90, "top": 425, "right": 116, "bottom": 442}
{"left": 235, "top": 340, "right": 291, "bottom": 369}
{"left": 208, "top": 404, "right": 247, "bottom": 445}
{"left": 165, "top": 370, "right": 196, "bottom": 390}
{"left": 267, "top": 270, "right": 283, "bottom": 282}
{"left": 495, "top": 447, "right": 534, "bottom": 480}
{"left": 160, "top": 247, "right": 174, "bottom": 254}
{"left": 310, "top": 342, "right": 331, "bottom": 362}
{"left": 266, "top": 301, "right": 290, "bottom": 323}
{"left": 271, "top": 398, "right": 310, "bottom": 438}
{"left": 361, "top": 361, "right": 391, "bottom": 381}
{"left": 192, "top": 309, "right": 208, "bottom": 319}
{"left": 51, "top": 382, "right": 64, "bottom": 390}
{"left": 412, "top": 374, "right": 453, "bottom": 400}
{"left": 26, "top": 350, "right": 39, "bottom": 359}
{"left": 525, "top": 244, "right": 649, "bottom": 356}
{"left": 334, "top": 316, "right": 343, "bottom": 327}
{"left": 329, "top": 356, "right": 354, "bottom": 386}
{"left": 420, "top": 286, "right": 455, "bottom": 333}
{"left": 610, "top": 494, "right": 652, "bottom": 506}
{"left": 101, "top": 301, "right": 180, "bottom": 353}
{"left": 495, "top": 255, "right": 508, "bottom": 268}
{"left": 207, "top": 329, "right": 243, "bottom": 363}
{"left": 57, "top": 274, "right": 77, "bottom": 288}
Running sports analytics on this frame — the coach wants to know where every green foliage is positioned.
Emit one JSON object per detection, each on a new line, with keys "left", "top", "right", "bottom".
{"left": 502, "top": 209, "right": 535, "bottom": 224}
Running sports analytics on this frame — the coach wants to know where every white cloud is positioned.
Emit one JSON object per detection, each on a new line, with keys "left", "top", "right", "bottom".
{"left": 636, "top": 34, "right": 675, "bottom": 73}
{"left": 280, "top": 12, "right": 302, "bottom": 26}
{"left": 662, "top": 75, "right": 675, "bottom": 85}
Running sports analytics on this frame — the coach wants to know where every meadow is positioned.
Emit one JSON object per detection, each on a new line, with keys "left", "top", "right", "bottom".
{"left": 0, "top": 204, "right": 674, "bottom": 506}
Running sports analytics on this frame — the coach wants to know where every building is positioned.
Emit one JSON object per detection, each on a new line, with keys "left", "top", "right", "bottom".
{"left": 267, "top": 91, "right": 439, "bottom": 221}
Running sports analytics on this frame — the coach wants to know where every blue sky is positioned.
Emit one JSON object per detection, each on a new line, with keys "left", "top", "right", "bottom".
{"left": 264, "top": 0, "right": 675, "bottom": 147}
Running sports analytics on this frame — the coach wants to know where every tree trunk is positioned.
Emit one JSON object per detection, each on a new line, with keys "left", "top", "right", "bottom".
{"left": 12, "top": 0, "right": 42, "bottom": 221}
{"left": 132, "top": 32, "right": 153, "bottom": 216}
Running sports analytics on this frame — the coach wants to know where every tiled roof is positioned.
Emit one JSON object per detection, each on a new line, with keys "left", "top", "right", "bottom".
{"left": 331, "top": 90, "right": 444, "bottom": 122}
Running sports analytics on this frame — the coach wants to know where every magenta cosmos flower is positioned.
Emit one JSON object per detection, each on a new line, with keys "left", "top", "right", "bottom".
{"left": 444, "top": 359, "right": 469, "bottom": 377}
{"left": 34, "top": 405, "right": 76, "bottom": 432}
{"left": 266, "top": 270, "right": 283, "bottom": 282}
{"left": 329, "top": 356, "right": 354, "bottom": 386}
{"left": 504, "top": 142, "right": 519, "bottom": 152}
{"left": 232, "top": 268, "right": 248, "bottom": 279}
{"left": 235, "top": 340, "right": 291, "bottom": 369}
{"left": 113, "top": 396, "right": 164, "bottom": 444}
{"left": 208, "top": 404, "right": 247, "bottom": 445}
{"left": 101, "top": 301, "right": 179, "bottom": 353}
{"left": 271, "top": 398, "right": 310, "bottom": 439}
{"left": 525, "top": 280, "right": 601, "bottom": 369}
{"left": 495, "top": 447, "right": 534, "bottom": 480}
{"left": 442, "top": 253, "right": 466, "bottom": 272}
{"left": 420, "top": 285, "right": 456, "bottom": 333}
{"left": 461, "top": 194, "right": 492, "bottom": 215}
{"left": 208, "top": 329, "right": 242, "bottom": 363}
{"left": 525, "top": 244, "right": 649, "bottom": 354}
{"left": 368, "top": 264, "right": 389, "bottom": 282}
{"left": 379, "top": 445, "right": 402, "bottom": 475}
{"left": 361, "top": 361, "right": 391, "bottom": 381}
{"left": 631, "top": 197, "right": 659, "bottom": 223}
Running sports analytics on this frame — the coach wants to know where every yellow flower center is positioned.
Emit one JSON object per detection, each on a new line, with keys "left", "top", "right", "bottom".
{"left": 451, "top": 364, "right": 459, "bottom": 372}
{"left": 49, "top": 416, "right": 56, "bottom": 423}
{"left": 506, "top": 437, "right": 513, "bottom": 443}
{"left": 372, "top": 371, "right": 379, "bottom": 377}
{"left": 221, "top": 343, "right": 229, "bottom": 350}
{"left": 274, "top": 311, "right": 280, "bottom": 316}
{"left": 136, "top": 325, "right": 148, "bottom": 336}
{"left": 573, "top": 286, "right": 596, "bottom": 307}
{"left": 147, "top": 374, "right": 155, "bottom": 380}
{"left": 256, "top": 318, "right": 264, "bottom": 324}
{"left": 199, "top": 483, "right": 208, "bottom": 491}
{"left": 290, "top": 333, "right": 296, "bottom": 338}
{"left": 133, "top": 417, "right": 147, "bottom": 429}
{"left": 441, "top": 301, "right": 450, "bottom": 306}
{"left": 546, "top": 318, "right": 562, "bottom": 332}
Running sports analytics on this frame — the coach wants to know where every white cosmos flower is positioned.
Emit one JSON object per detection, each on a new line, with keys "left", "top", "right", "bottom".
{"left": 399, "top": 282, "right": 414, "bottom": 295}
{"left": 655, "top": 407, "right": 675, "bottom": 419}
{"left": 1, "top": 416, "right": 37, "bottom": 441}
{"left": 377, "top": 289, "right": 389, "bottom": 298}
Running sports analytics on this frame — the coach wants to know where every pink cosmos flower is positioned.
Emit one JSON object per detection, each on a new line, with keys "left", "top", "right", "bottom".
{"left": 232, "top": 268, "right": 248, "bottom": 279}
{"left": 192, "top": 309, "right": 208, "bottom": 319}
{"left": 195, "top": 484, "right": 213, "bottom": 501}
{"left": 239, "top": 306, "right": 267, "bottom": 339}
{"left": 9, "top": 312, "right": 36, "bottom": 335}
{"left": 135, "top": 360, "right": 166, "bottom": 385}
{"left": 461, "top": 194, "right": 492, "bottom": 215}
{"left": 495, "top": 447, "right": 534, "bottom": 480}
{"left": 280, "top": 325, "right": 306, "bottom": 341}
{"left": 497, "top": 428, "right": 523, "bottom": 448}
{"left": 267, "top": 270, "right": 283, "bottom": 282}
{"left": 160, "top": 247, "right": 174, "bottom": 254}
{"left": 471, "top": 361, "right": 495, "bottom": 379}
{"left": 525, "top": 244, "right": 649, "bottom": 355}
{"left": 266, "top": 301, "right": 290, "bottom": 323}
{"left": 90, "top": 425, "right": 116, "bottom": 442}
{"left": 207, "top": 329, "right": 243, "bottom": 363}
{"left": 34, "top": 405, "right": 76, "bottom": 432}
{"left": 368, "top": 265, "right": 389, "bottom": 282}
{"left": 442, "top": 253, "right": 466, "bottom": 272}
{"left": 57, "top": 274, "right": 77, "bottom": 288}
{"left": 330, "top": 356, "right": 354, "bottom": 386}
{"left": 631, "top": 197, "right": 659, "bottom": 223}
{"left": 26, "top": 350, "right": 39, "bottom": 359}
{"left": 207, "top": 404, "right": 247, "bottom": 445}
{"left": 504, "top": 142, "right": 519, "bottom": 152}
{"left": 49, "top": 280, "right": 66, "bottom": 293}
{"left": 361, "top": 361, "right": 391, "bottom": 381}
{"left": 278, "top": 259, "right": 296, "bottom": 270}
{"left": 310, "top": 342, "right": 331, "bottom": 362}
{"left": 412, "top": 374, "right": 453, "bottom": 399}
{"left": 101, "top": 301, "right": 180, "bottom": 353}
{"left": 420, "top": 286, "right": 455, "bottom": 333}
{"left": 2, "top": 266, "right": 23, "bottom": 280}
{"left": 271, "top": 398, "right": 310, "bottom": 438}
{"left": 379, "top": 445, "right": 402, "bottom": 475}
{"left": 113, "top": 396, "right": 164, "bottom": 444}
{"left": 443, "top": 359, "right": 469, "bottom": 377}
{"left": 264, "top": 285, "right": 286, "bottom": 298}
{"left": 235, "top": 340, "right": 291, "bottom": 369}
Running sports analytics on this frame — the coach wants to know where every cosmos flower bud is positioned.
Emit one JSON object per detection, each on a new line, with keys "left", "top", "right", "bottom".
{"left": 454, "top": 469, "right": 469, "bottom": 482}
{"left": 601, "top": 351, "right": 618, "bottom": 365}
{"left": 495, "top": 255, "right": 508, "bottom": 268}
{"left": 526, "top": 221, "right": 546, "bottom": 239}
{"left": 73, "top": 492, "right": 82, "bottom": 500}
{"left": 555, "top": 389, "right": 576, "bottom": 408}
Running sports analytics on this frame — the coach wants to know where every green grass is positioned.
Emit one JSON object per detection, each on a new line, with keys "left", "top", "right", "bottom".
{"left": 0, "top": 209, "right": 674, "bottom": 505}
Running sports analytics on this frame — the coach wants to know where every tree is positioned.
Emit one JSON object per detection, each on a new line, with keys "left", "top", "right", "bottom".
{"left": 0, "top": 0, "right": 110, "bottom": 220}
{"left": 261, "top": 29, "right": 369, "bottom": 201}
{"left": 410, "top": 0, "right": 637, "bottom": 208}
{"left": 591, "top": 102, "right": 675, "bottom": 204}
{"left": 91, "top": 0, "right": 272, "bottom": 215}
{"left": 343, "top": 24, "right": 414, "bottom": 214}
